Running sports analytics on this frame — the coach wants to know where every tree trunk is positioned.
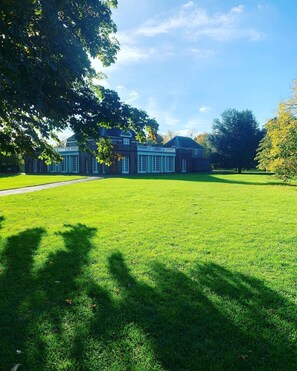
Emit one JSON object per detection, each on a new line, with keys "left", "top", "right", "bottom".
{"left": 238, "top": 168, "right": 242, "bottom": 174}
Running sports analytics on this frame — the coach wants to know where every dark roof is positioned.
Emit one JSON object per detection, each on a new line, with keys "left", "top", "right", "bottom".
{"left": 164, "top": 136, "right": 204, "bottom": 149}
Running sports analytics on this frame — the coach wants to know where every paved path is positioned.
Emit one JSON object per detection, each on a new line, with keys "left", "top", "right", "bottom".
{"left": 0, "top": 177, "right": 103, "bottom": 197}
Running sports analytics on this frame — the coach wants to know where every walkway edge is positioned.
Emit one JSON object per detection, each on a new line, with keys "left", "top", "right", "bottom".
{"left": 0, "top": 177, "right": 103, "bottom": 197}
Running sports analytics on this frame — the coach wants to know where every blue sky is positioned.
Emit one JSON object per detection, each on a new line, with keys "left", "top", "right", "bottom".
{"left": 92, "top": 0, "right": 297, "bottom": 135}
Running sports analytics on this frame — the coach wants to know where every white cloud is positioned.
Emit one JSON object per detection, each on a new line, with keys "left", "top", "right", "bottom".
{"left": 135, "top": 3, "right": 263, "bottom": 42}
{"left": 114, "top": 85, "right": 141, "bottom": 104}
{"left": 231, "top": 5, "right": 244, "bottom": 14}
{"left": 182, "top": 1, "right": 195, "bottom": 10}
{"left": 176, "top": 129, "right": 191, "bottom": 136}
{"left": 126, "top": 90, "right": 141, "bottom": 104}
{"left": 199, "top": 105, "right": 211, "bottom": 113}
{"left": 116, "top": 45, "right": 155, "bottom": 64}
{"left": 116, "top": 84, "right": 125, "bottom": 90}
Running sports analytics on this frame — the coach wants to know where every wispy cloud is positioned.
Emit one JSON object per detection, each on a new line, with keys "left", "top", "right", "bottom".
{"left": 114, "top": 85, "right": 141, "bottom": 104}
{"left": 145, "top": 96, "right": 180, "bottom": 128}
{"left": 115, "top": 45, "right": 155, "bottom": 64}
{"left": 135, "top": 3, "right": 263, "bottom": 42}
{"left": 126, "top": 90, "right": 141, "bottom": 104}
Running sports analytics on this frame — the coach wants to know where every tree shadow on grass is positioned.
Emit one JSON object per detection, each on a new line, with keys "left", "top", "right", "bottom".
{"left": 0, "top": 222, "right": 296, "bottom": 370}
{"left": 107, "top": 253, "right": 297, "bottom": 370}
{"left": 122, "top": 173, "right": 297, "bottom": 188}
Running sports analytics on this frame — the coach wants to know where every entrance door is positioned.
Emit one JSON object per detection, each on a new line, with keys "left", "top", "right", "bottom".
{"left": 181, "top": 159, "right": 187, "bottom": 173}
{"left": 122, "top": 156, "right": 129, "bottom": 174}
{"left": 85, "top": 159, "right": 89, "bottom": 174}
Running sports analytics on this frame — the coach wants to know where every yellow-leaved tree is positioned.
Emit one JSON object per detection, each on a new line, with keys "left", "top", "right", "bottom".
{"left": 256, "top": 83, "right": 297, "bottom": 180}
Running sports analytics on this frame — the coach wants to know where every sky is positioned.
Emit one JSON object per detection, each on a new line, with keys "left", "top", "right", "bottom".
{"left": 92, "top": 0, "right": 297, "bottom": 136}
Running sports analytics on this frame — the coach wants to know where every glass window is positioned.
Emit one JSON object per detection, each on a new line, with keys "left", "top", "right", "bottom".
{"left": 71, "top": 156, "right": 79, "bottom": 173}
{"left": 122, "top": 156, "right": 129, "bottom": 174}
{"left": 152, "top": 156, "right": 161, "bottom": 173}
{"left": 48, "top": 163, "right": 56, "bottom": 173}
{"left": 92, "top": 157, "right": 98, "bottom": 173}
{"left": 165, "top": 156, "right": 174, "bottom": 172}
{"left": 123, "top": 138, "right": 130, "bottom": 145}
{"left": 138, "top": 155, "right": 147, "bottom": 173}
{"left": 60, "top": 157, "right": 67, "bottom": 172}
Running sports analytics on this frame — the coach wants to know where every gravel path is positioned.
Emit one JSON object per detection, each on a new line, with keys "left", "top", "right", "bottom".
{"left": 0, "top": 177, "right": 103, "bottom": 197}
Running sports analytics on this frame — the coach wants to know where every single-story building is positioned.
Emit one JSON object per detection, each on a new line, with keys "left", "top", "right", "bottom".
{"left": 25, "top": 128, "right": 211, "bottom": 175}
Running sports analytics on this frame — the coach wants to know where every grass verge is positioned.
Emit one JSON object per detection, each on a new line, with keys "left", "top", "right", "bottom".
{"left": 0, "top": 174, "right": 87, "bottom": 191}
{"left": 0, "top": 173, "right": 296, "bottom": 370}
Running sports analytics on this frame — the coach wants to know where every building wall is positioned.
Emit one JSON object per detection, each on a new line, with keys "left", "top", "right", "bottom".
{"left": 25, "top": 136, "right": 210, "bottom": 175}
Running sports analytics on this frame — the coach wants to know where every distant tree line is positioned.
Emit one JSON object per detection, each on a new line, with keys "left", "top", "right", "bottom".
{"left": 164, "top": 87, "right": 297, "bottom": 180}
{"left": 195, "top": 83, "right": 297, "bottom": 180}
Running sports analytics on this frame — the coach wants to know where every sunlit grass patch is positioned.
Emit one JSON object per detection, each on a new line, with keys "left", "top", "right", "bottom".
{"left": 0, "top": 174, "right": 86, "bottom": 190}
{"left": 0, "top": 174, "right": 296, "bottom": 369}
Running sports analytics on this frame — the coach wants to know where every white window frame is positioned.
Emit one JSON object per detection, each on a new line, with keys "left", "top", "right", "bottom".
{"left": 138, "top": 155, "right": 147, "bottom": 173}
{"left": 165, "top": 156, "right": 174, "bottom": 173}
{"left": 92, "top": 157, "right": 98, "bottom": 173}
{"left": 152, "top": 156, "right": 161, "bottom": 173}
{"left": 71, "top": 155, "right": 79, "bottom": 173}
{"left": 60, "top": 156, "right": 68, "bottom": 173}
{"left": 123, "top": 138, "right": 130, "bottom": 145}
{"left": 122, "top": 156, "right": 129, "bottom": 174}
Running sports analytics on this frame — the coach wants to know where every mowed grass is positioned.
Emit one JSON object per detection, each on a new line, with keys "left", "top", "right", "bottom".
{"left": 0, "top": 173, "right": 296, "bottom": 370}
{"left": 0, "top": 174, "right": 86, "bottom": 191}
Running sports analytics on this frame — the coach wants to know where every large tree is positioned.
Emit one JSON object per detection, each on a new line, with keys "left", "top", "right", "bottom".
{"left": 208, "top": 109, "right": 262, "bottom": 173}
{"left": 0, "top": 0, "right": 158, "bottom": 163}
{"left": 256, "top": 104, "right": 297, "bottom": 180}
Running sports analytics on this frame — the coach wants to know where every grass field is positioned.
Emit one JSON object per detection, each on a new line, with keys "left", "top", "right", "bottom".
{"left": 0, "top": 174, "right": 86, "bottom": 191}
{"left": 0, "top": 173, "right": 296, "bottom": 370}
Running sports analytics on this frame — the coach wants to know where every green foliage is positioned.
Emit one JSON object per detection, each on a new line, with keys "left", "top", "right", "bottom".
{"left": 0, "top": 153, "right": 23, "bottom": 173}
{"left": 257, "top": 100, "right": 297, "bottom": 180}
{"left": 208, "top": 109, "right": 263, "bottom": 172}
{"left": 95, "top": 137, "right": 120, "bottom": 166}
{"left": 0, "top": 174, "right": 296, "bottom": 369}
{"left": 0, "top": 0, "right": 158, "bottom": 163}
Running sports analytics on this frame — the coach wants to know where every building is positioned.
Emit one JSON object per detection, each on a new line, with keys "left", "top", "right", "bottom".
{"left": 25, "top": 128, "right": 210, "bottom": 175}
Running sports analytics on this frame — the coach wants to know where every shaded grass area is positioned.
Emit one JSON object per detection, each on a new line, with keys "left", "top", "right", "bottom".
{"left": 0, "top": 174, "right": 86, "bottom": 191}
{"left": 0, "top": 174, "right": 296, "bottom": 370}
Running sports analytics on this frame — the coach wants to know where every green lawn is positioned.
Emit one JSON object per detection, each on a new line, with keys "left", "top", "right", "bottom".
{"left": 0, "top": 173, "right": 296, "bottom": 370}
{"left": 0, "top": 174, "right": 86, "bottom": 190}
